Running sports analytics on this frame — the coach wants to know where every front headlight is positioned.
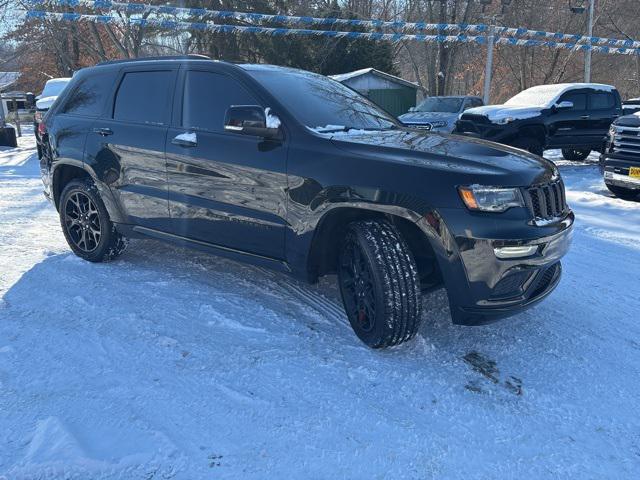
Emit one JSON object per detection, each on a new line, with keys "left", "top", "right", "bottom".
{"left": 494, "top": 116, "right": 515, "bottom": 125}
{"left": 458, "top": 185, "right": 524, "bottom": 212}
{"left": 430, "top": 120, "right": 448, "bottom": 128}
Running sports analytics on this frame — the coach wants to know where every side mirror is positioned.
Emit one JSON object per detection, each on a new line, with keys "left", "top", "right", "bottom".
{"left": 224, "top": 105, "right": 282, "bottom": 140}
{"left": 555, "top": 101, "right": 574, "bottom": 110}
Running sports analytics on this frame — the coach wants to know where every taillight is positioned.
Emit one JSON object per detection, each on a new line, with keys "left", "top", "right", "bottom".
{"left": 38, "top": 121, "right": 46, "bottom": 136}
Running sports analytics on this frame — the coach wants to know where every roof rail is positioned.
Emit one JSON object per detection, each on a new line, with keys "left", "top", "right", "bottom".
{"left": 97, "top": 54, "right": 211, "bottom": 66}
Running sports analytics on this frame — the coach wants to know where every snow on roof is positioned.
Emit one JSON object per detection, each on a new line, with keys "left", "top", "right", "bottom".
{"left": 330, "top": 68, "right": 418, "bottom": 89}
{"left": 505, "top": 83, "right": 616, "bottom": 108}
{"left": 0, "top": 72, "right": 20, "bottom": 92}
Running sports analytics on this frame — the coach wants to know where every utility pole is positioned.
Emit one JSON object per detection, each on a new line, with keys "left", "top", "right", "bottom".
{"left": 584, "top": 0, "right": 595, "bottom": 82}
{"left": 483, "top": 24, "right": 496, "bottom": 105}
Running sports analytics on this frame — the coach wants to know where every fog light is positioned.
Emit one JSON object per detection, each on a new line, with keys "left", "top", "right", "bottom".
{"left": 494, "top": 245, "right": 538, "bottom": 259}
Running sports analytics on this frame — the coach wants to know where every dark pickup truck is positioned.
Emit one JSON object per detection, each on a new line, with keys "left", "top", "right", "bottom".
{"left": 39, "top": 56, "right": 573, "bottom": 348}
{"left": 601, "top": 113, "right": 640, "bottom": 199}
{"left": 456, "top": 83, "right": 621, "bottom": 161}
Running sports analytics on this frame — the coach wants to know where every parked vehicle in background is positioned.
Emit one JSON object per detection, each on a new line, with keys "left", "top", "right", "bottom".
{"left": 622, "top": 98, "right": 640, "bottom": 116}
{"left": 399, "top": 96, "right": 483, "bottom": 133}
{"left": 1, "top": 91, "right": 35, "bottom": 122}
{"left": 600, "top": 112, "right": 640, "bottom": 200}
{"left": 455, "top": 83, "right": 622, "bottom": 161}
{"left": 39, "top": 57, "right": 573, "bottom": 348}
{"left": 34, "top": 77, "right": 71, "bottom": 158}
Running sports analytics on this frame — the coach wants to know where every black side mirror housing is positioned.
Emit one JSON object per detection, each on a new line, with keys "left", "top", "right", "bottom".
{"left": 224, "top": 105, "right": 282, "bottom": 140}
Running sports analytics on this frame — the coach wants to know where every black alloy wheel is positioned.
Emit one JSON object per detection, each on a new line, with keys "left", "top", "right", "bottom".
{"left": 64, "top": 191, "right": 102, "bottom": 253}
{"left": 339, "top": 232, "right": 377, "bottom": 334}
{"left": 59, "top": 178, "right": 128, "bottom": 262}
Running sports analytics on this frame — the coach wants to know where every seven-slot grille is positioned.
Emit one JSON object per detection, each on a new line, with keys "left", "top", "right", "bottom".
{"left": 523, "top": 181, "right": 567, "bottom": 220}
{"left": 612, "top": 125, "right": 640, "bottom": 155}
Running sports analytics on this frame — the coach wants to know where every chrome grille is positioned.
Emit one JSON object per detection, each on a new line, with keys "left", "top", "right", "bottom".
{"left": 523, "top": 181, "right": 567, "bottom": 220}
{"left": 612, "top": 125, "right": 640, "bottom": 155}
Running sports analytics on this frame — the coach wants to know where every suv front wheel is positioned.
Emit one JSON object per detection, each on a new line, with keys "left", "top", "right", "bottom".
{"left": 59, "top": 178, "right": 128, "bottom": 262}
{"left": 562, "top": 148, "right": 591, "bottom": 162}
{"left": 338, "top": 219, "right": 423, "bottom": 348}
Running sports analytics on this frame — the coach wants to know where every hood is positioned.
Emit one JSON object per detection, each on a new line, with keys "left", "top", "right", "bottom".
{"left": 35, "top": 96, "right": 58, "bottom": 110}
{"left": 463, "top": 104, "right": 543, "bottom": 123}
{"left": 616, "top": 112, "right": 640, "bottom": 127}
{"left": 399, "top": 111, "right": 458, "bottom": 124}
{"left": 328, "top": 129, "right": 557, "bottom": 187}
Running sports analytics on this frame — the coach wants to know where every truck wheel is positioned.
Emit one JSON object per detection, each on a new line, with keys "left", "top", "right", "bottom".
{"left": 512, "top": 137, "right": 543, "bottom": 156}
{"left": 337, "top": 219, "right": 422, "bottom": 348}
{"left": 59, "top": 179, "right": 128, "bottom": 262}
{"left": 562, "top": 148, "right": 591, "bottom": 162}
{"left": 606, "top": 184, "right": 639, "bottom": 200}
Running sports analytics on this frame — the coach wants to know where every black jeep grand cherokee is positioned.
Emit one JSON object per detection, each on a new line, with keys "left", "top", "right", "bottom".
{"left": 40, "top": 56, "right": 573, "bottom": 348}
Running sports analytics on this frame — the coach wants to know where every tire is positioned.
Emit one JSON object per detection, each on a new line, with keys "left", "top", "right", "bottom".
{"left": 512, "top": 136, "right": 544, "bottom": 156}
{"left": 59, "top": 178, "right": 128, "bottom": 262}
{"left": 562, "top": 148, "right": 591, "bottom": 162}
{"left": 337, "top": 219, "right": 422, "bottom": 348}
{"left": 606, "top": 183, "right": 639, "bottom": 200}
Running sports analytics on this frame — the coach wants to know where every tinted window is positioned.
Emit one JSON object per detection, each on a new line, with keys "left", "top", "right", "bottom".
{"left": 558, "top": 92, "right": 587, "bottom": 110}
{"left": 182, "top": 71, "right": 258, "bottom": 132}
{"left": 590, "top": 92, "right": 615, "bottom": 110}
{"left": 246, "top": 68, "right": 397, "bottom": 132}
{"left": 471, "top": 98, "right": 484, "bottom": 108}
{"left": 62, "top": 72, "right": 116, "bottom": 117}
{"left": 114, "top": 71, "right": 173, "bottom": 125}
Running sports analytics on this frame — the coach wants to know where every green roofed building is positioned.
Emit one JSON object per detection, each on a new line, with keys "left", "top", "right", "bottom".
{"left": 330, "top": 68, "right": 418, "bottom": 117}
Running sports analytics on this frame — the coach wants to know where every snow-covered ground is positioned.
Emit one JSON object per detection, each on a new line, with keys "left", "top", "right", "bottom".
{"left": 1, "top": 133, "right": 639, "bottom": 479}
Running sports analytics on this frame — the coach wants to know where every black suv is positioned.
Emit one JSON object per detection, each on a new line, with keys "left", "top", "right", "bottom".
{"left": 40, "top": 56, "right": 574, "bottom": 348}
{"left": 456, "top": 83, "right": 621, "bottom": 161}
{"left": 600, "top": 113, "right": 640, "bottom": 199}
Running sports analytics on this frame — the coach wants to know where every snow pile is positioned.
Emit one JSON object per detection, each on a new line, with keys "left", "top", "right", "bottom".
{"left": 0, "top": 131, "right": 639, "bottom": 479}
{"left": 173, "top": 132, "right": 197, "bottom": 143}
{"left": 264, "top": 108, "right": 281, "bottom": 129}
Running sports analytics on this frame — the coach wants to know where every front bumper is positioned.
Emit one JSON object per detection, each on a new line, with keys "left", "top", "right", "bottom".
{"left": 418, "top": 209, "right": 574, "bottom": 326}
{"left": 600, "top": 153, "right": 640, "bottom": 190}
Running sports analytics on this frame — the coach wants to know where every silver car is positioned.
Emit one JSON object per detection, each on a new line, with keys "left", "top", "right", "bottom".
{"left": 399, "top": 96, "right": 483, "bottom": 133}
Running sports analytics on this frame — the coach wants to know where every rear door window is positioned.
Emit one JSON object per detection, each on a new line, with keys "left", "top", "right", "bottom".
{"left": 181, "top": 70, "right": 259, "bottom": 133}
{"left": 589, "top": 92, "right": 615, "bottom": 110}
{"left": 61, "top": 71, "right": 116, "bottom": 117}
{"left": 113, "top": 70, "right": 174, "bottom": 125}
{"left": 558, "top": 92, "right": 587, "bottom": 110}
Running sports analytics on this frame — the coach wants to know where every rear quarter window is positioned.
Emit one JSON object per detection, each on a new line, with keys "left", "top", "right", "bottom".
{"left": 60, "top": 71, "right": 116, "bottom": 117}
{"left": 590, "top": 92, "right": 616, "bottom": 110}
{"left": 113, "top": 70, "right": 174, "bottom": 125}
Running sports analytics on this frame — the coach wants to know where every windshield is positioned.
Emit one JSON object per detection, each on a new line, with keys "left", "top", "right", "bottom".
{"left": 504, "top": 85, "right": 565, "bottom": 108}
{"left": 414, "top": 97, "right": 463, "bottom": 113}
{"left": 40, "top": 79, "right": 70, "bottom": 98}
{"left": 246, "top": 68, "right": 397, "bottom": 133}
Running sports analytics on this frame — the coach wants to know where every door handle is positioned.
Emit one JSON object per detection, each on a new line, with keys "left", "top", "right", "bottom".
{"left": 580, "top": 115, "right": 590, "bottom": 120}
{"left": 93, "top": 127, "right": 113, "bottom": 136}
{"left": 172, "top": 132, "right": 197, "bottom": 148}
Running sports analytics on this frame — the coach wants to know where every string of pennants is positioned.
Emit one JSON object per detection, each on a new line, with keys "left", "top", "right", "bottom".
{"left": 23, "top": 0, "right": 640, "bottom": 56}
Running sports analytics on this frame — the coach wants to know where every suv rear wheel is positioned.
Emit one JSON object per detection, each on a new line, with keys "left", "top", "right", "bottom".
{"left": 562, "top": 148, "right": 591, "bottom": 162}
{"left": 606, "top": 184, "right": 639, "bottom": 200}
{"left": 337, "top": 219, "right": 422, "bottom": 348}
{"left": 59, "top": 179, "right": 128, "bottom": 262}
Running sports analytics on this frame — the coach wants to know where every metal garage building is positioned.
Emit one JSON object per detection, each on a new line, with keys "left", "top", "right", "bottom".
{"left": 330, "top": 68, "right": 418, "bottom": 117}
